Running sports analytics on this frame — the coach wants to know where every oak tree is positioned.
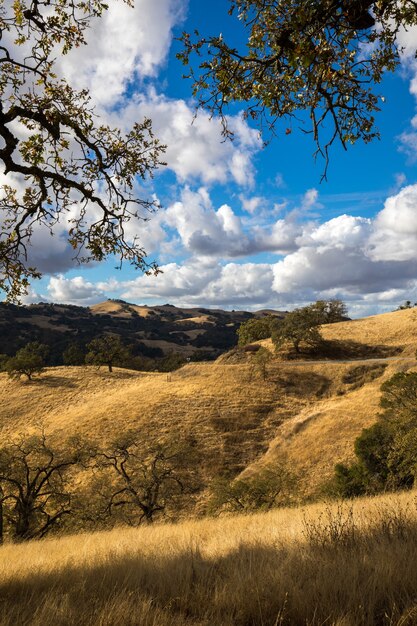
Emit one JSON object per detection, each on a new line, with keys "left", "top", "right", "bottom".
{"left": 85, "top": 334, "right": 130, "bottom": 372}
{"left": 5, "top": 341, "right": 48, "bottom": 380}
{"left": 179, "top": 1, "right": 417, "bottom": 178}
{"left": 0, "top": 429, "right": 90, "bottom": 541}
{"left": 0, "top": 0, "right": 166, "bottom": 301}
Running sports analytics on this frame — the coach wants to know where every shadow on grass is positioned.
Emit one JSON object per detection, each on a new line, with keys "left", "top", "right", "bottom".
{"left": 3, "top": 513, "right": 417, "bottom": 626}
{"left": 282, "top": 340, "right": 403, "bottom": 361}
{"left": 271, "top": 371, "right": 332, "bottom": 398}
{"left": 20, "top": 376, "right": 78, "bottom": 388}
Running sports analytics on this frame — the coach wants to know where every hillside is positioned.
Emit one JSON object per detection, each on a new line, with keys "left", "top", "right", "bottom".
{"left": 0, "top": 299, "right": 286, "bottom": 364}
{"left": 1, "top": 307, "right": 417, "bottom": 499}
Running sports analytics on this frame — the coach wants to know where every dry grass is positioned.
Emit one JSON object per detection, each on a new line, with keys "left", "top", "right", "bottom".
{"left": 2, "top": 491, "right": 417, "bottom": 625}
{"left": 2, "top": 307, "right": 417, "bottom": 498}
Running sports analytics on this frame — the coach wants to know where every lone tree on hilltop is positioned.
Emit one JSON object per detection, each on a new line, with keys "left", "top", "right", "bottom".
{"left": 272, "top": 306, "right": 322, "bottom": 354}
{"left": 85, "top": 334, "right": 130, "bottom": 372}
{"left": 179, "top": 1, "right": 417, "bottom": 178}
{"left": 308, "top": 299, "right": 348, "bottom": 324}
{"left": 5, "top": 342, "right": 49, "bottom": 380}
{"left": 0, "top": 0, "right": 165, "bottom": 302}
{"left": 0, "top": 429, "right": 92, "bottom": 542}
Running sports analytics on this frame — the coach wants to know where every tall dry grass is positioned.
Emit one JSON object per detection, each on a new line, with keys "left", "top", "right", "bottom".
{"left": 1, "top": 491, "right": 417, "bottom": 625}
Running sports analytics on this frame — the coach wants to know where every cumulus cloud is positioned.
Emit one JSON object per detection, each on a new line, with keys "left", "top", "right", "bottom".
{"left": 12, "top": 179, "right": 417, "bottom": 316}
{"left": 397, "top": 24, "right": 417, "bottom": 155}
{"left": 120, "top": 259, "right": 276, "bottom": 308}
{"left": 47, "top": 276, "right": 106, "bottom": 305}
{"left": 57, "top": 0, "right": 186, "bottom": 108}
{"left": 111, "top": 92, "right": 261, "bottom": 187}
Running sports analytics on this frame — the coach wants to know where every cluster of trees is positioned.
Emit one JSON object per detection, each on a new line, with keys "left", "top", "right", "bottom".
{"left": 0, "top": 428, "right": 198, "bottom": 542}
{"left": 1, "top": 335, "right": 188, "bottom": 380}
{"left": 333, "top": 370, "right": 417, "bottom": 497}
{"left": 0, "top": 426, "right": 297, "bottom": 542}
{"left": 237, "top": 300, "right": 348, "bottom": 355}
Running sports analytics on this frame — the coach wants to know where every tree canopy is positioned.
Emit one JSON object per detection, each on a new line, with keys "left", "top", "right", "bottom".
{"left": 334, "top": 371, "right": 417, "bottom": 497}
{"left": 179, "top": 1, "right": 417, "bottom": 177}
{"left": 0, "top": 0, "right": 165, "bottom": 301}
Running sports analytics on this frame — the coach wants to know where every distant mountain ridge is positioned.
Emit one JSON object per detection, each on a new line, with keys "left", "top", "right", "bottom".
{"left": 0, "top": 299, "right": 287, "bottom": 364}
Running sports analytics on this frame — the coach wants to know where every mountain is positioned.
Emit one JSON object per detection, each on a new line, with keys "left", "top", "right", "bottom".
{"left": 0, "top": 299, "right": 286, "bottom": 364}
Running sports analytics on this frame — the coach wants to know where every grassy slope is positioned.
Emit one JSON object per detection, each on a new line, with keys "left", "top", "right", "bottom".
{"left": 1, "top": 491, "right": 417, "bottom": 625}
{"left": 2, "top": 309, "right": 417, "bottom": 624}
{"left": 1, "top": 307, "right": 417, "bottom": 496}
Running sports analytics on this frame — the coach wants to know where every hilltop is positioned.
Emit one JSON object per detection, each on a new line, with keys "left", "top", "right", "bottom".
{"left": 1, "top": 306, "right": 417, "bottom": 500}
{"left": 0, "top": 299, "right": 286, "bottom": 364}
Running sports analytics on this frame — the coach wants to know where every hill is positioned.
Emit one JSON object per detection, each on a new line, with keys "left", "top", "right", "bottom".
{"left": 1, "top": 307, "right": 417, "bottom": 500}
{"left": 0, "top": 299, "right": 286, "bottom": 364}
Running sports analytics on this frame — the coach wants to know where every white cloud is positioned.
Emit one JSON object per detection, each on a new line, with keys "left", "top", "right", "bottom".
{"left": 47, "top": 275, "right": 106, "bottom": 305}
{"left": 109, "top": 92, "right": 261, "bottom": 187}
{"left": 57, "top": 0, "right": 186, "bottom": 108}
{"left": 120, "top": 258, "right": 276, "bottom": 307}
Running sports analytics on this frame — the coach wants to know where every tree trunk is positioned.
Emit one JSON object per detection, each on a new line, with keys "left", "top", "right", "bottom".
{"left": 108, "top": 362, "right": 113, "bottom": 372}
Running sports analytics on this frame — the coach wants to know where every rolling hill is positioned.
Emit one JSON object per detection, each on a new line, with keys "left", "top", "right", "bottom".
{"left": 1, "top": 306, "right": 417, "bottom": 499}
{"left": 0, "top": 299, "right": 286, "bottom": 364}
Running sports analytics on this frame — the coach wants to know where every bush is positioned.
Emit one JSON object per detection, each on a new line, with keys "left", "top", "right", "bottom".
{"left": 209, "top": 463, "right": 296, "bottom": 514}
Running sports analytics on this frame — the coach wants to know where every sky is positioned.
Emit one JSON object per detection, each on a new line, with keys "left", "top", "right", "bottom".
{"left": 9, "top": 0, "right": 417, "bottom": 317}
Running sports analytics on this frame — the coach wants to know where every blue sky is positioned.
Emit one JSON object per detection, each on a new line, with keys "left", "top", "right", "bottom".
{"left": 13, "top": 0, "right": 417, "bottom": 316}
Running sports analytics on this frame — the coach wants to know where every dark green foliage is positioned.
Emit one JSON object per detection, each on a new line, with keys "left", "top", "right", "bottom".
{"left": 307, "top": 299, "right": 349, "bottom": 324}
{"left": 157, "top": 352, "right": 187, "bottom": 372}
{"left": 252, "top": 346, "right": 273, "bottom": 380}
{"left": 5, "top": 342, "right": 49, "bottom": 380}
{"left": 237, "top": 315, "right": 280, "bottom": 346}
{"left": 85, "top": 335, "right": 130, "bottom": 372}
{"left": 396, "top": 301, "right": 417, "bottom": 310}
{"left": 272, "top": 306, "right": 322, "bottom": 354}
{"left": 334, "top": 372, "right": 417, "bottom": 497}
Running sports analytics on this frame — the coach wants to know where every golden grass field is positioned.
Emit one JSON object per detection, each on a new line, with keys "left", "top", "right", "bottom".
{"left": 2, "top": 307, "right": 417, "bottom": 625}
{"left": 1, "top": 491, "right": 417, "bottom": 625}
{"left": 1, "top": 307, "right": 417, "bottom": 497}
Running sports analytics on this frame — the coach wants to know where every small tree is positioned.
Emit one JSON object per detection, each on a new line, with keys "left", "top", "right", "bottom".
{"left": 252, "top": 346, "right": 273, "bottom": 381}
{"left": 272, "top": 306, "right": 322, "bottom": 354}
{"left": 85, "top": 334, "right": 130, "bottom": 372}
{"left": 209, "top": 463, "right": 296, "bottom": 514}
{"left": 0, "top": 430, "right": 91, "bottom": 542}
{"left": 5, "top": 342, "right": 49, "bottom": 380}
{"left": 97, "top": 431, "right": 197, "bottom": 524}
